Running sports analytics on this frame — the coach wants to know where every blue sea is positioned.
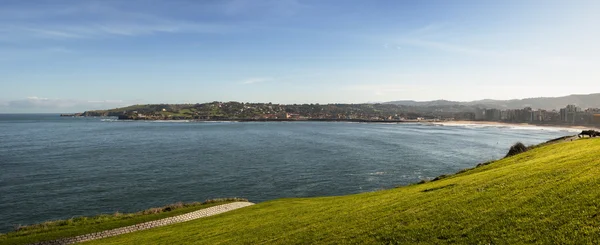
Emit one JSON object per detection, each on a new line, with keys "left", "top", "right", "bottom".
{"left": 0, "top": 114, "right": 578, "bottom": 233}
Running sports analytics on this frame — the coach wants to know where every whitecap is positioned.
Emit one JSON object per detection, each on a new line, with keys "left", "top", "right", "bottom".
{"left": 432, "top": 122, "right": 582, "bottom": 132}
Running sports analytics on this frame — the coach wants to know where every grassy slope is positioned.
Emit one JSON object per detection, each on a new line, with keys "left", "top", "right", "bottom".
{"left": 0, "top": 201, "right": 236, "bottom": 245}
{"left": 88, "top": 138, "right": 600, "bottom": 244}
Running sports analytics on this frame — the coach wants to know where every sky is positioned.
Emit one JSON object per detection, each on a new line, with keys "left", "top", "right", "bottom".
{"left": 1, "top": 0, "right": 599, "bottom": 112}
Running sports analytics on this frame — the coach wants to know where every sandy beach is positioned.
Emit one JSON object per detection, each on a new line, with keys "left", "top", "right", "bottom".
{"left": 432, "top": 120, "right": 599, "bottom": 131}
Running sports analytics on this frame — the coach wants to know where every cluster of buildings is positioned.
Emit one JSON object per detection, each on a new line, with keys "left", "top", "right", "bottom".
{"left": 105, "top": 102, "right": 600, "bottom": 125}
{"left": 474, "top": 105, "right": 600, "bottom": 125}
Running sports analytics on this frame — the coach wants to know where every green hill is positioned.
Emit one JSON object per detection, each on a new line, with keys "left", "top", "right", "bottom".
{"left": 82, "top": 138, "right": 600, "bottom": 244}
{"left": 3, "top": 138, "right": 599, "bottom": 244}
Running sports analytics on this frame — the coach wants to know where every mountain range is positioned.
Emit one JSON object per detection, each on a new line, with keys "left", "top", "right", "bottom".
{"left": 385, "top": 93, "right": 600, "bottom": 110}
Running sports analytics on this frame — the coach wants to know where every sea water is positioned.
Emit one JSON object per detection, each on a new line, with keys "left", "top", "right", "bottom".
{"left": 0, "top": 114, "right": 577, "bottom": 232}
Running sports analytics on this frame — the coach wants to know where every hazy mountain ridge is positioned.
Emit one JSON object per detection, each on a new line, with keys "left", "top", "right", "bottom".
{"left": 386, "top": 93, "right": 600, "bottom": 110}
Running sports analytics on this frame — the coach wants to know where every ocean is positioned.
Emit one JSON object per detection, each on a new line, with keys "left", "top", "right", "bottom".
{"left": 0, "top": 114, "right": 577, "bottom": 233}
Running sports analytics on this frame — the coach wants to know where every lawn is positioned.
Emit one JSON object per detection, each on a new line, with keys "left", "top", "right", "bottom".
{"left": 0, "top": 199, "right": 244, "bottom": 245}
{"left": 85, "top": 138, "right": 600, "bottom": 244}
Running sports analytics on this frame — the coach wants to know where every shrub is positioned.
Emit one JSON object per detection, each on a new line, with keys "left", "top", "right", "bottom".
{"left": 432, "top": 175, "right": 448, "bottom": 181}
{"left": 12, "top": 199, "right": 249, "bottom": 232}
{"left": 162, "top": 202, "right": 185, "bottom": 212}
{"left": 505, "top": 142, "right": 528, "bottom": 157}
{"left": 141, "top": 208, "right": 163, "bottom": 215}
{"left": 202, "top": 197, "right": 249, "bottom": 205}
{"left": 546, "top": 136, "right": 572, "bottom": 143}
{"left": 13, "top": 224, "right": 23, "bottom": 232}
{"left": 455, "top": 168, "right": 470, "bottom": 174}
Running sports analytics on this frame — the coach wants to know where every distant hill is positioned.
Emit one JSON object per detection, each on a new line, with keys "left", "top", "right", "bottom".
{"left": 386, "top": 93, "right": 600, "bottom": 110}
{"left": 382, "top": 99, "right": 460, "bottom": 107}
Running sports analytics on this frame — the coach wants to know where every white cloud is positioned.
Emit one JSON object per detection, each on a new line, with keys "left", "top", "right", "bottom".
{"left": 3, "top": 22, "right": 229, "bottom": 41}
{"left": 397, "top": 38, "right": 504, "bottom": 58}
{"left": 241, "top": 77, "right": 272, "bottom": 84}
{"left": 0, "top": 47, "right": 76, "bottom": 62}
{"left": 344, "top": 82, "right": 598, "bottom": 102}
{"left": 0, "top": 0, "right": 310, "bottom": 42}
{"left": 46, "top": 47, "right": 74, "bottom": 54}
{"left": 223, "top": 0, "right": 306, "bottom": 16}
{"left": 0, "top": 2, "right": 232, "bottom": 41}
{"left": 22, "top": 27, "right": 88, "bottom": 39}
{"left": 0, "top": 97, "right": 132, "bottom": 113}
{"left": 87, "top": 100, "right": 124, "bottom": 103}
{"left": 345, "top": 84, "right": 429, "bottom": 97}
{"left": 389, "top": 23, "right": 599, "bottom": 70}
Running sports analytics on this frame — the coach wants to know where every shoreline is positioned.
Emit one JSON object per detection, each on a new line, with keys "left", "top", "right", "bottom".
{"left": 103, "top": 117, "right": 416, "bottom": 123}
{"left": 432, "top": 120, "right": 599, "bottom": 131}
{"left": 74, "top": 115, "right": 600, "bottom": 130}
{"left": 101, "top": 117, "right": 599, "bottom": 130}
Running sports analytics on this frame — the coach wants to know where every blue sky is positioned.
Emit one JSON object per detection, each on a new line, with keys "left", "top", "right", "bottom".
{"left": 1, "top": 0, "right": 599, "bottom": 112}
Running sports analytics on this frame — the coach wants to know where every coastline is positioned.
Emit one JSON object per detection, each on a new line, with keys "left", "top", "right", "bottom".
{"left": 93, "top": 116, "right": 600, "bottom": 130}
{"left": 100, "top": 117, "right": 415, "bottom": 123}
{"left": 432, "top": 120, "right": 599, "bottom": 131}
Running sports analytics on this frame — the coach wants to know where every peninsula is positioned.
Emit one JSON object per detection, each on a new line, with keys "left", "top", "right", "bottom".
{"left": 65, "top": 99, "right": 600, "bottom": 128}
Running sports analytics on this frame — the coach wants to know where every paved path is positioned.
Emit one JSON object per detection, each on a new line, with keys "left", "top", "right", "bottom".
{"left": 32, "top": 202, "right": 254, "bottom": 245}
{"left": 556, "top": 135, "right": 581, "bottom": 143}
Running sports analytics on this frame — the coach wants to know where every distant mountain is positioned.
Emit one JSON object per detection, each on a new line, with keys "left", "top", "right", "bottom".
{"left": 383, "top": 99, "right": 461, "bottom": 107}
{"left": 386, "top": 93, "right": 600, "bottom": 110}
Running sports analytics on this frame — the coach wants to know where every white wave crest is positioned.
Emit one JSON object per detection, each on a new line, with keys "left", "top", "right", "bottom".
{"left": 100, "top": 118, "right": 119, "bottom": 122}
{"left": 432, "top": 122, "right": 582, "bottom": 132}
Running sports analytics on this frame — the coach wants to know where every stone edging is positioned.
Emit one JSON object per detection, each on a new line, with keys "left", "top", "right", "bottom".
{"left": 31, "top": 202, "right": 254, "bottom": 245}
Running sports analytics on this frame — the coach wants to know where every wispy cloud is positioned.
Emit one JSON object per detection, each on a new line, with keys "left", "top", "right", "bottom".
{"left": 398, "top": 37, "right": 593, "bottom": 68}
{"left": 0, "top": 46, "right": 76, "bottom": 62}
{"left": 21, "top": 27, "right": 88, "bottom": 39}
{"left": 223, "top": 0, "right": 306, "bottom": 16}
{"left": 0, "top": 97, "right": 132, "bottom": 113}
{"left": 390, "top": 24, "right": 505, "bottom": 58}
{"left": 241, "top": 77, "right": 272, "bottom": 85}
{"left": 345, "top": 84, "right": 430, "bottom": 96}
{"left": 387, "top": 23, "right": 595, "bottom": 69}
{"left": 0, "top": 1, "right": 233, "bottom": 41}
{"left": 397, "top": 38, "right": 504, "bottom": 58}
{"left": 2, "top": 21, "right": 229, "bottom": 41}
{"left": 0, "top": 0, "right": 311, "bottom": 42}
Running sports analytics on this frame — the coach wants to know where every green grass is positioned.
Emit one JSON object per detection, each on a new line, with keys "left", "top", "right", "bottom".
{"left": 0, "top": 199, "right": 246, "bottom": 245}
{"left": 178, "top": 108, "right": 195, "bottom": 115}
{"left": 84, "top": 138, "right": 600, "bottom": 244}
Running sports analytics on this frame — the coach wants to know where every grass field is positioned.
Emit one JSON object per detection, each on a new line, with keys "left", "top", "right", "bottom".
{"left": 0, "top": 199, "right": 245, "bottom": 245}
{"left": 4, "top": 138, "right": 600, "bottom": 244}
{"left": 83, "top": 138, "right": 600, "bottom": 244}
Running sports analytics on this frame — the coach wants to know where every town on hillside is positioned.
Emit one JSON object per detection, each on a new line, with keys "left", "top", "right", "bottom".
{"left": 62, "top": 102, "right": 600, "bottom": 126}
{"left": 473, "top": 105, "right": 600, "bottom": 125}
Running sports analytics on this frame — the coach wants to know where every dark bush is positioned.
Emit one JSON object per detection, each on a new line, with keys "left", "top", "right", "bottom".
{"left": 505, "top": 142, "right": 528, "bottom": 157}
{"left": 455, "top": 168, "right": 470, "bottom": 174}
{"left": 432, "top": 174, "right": 448, "bottom": 181}
{"left": 546, "top": 136, "right": 571, "bottom": 143}
{"left": 580, "top": 130, "right": 600, "bottom": 138}
{"left": 476, "top": 160, "right": 494, "bottom": 168}
{"left": 201, "top": 197, "right": 249, "bottom": 205}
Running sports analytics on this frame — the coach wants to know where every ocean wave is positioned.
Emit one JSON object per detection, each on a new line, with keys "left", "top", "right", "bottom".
{"left": 100, "top": 119, "right": 243, "bottom": 123}
{"left": 433, "top": 122, "right": 581, "bottom": 132}
{"left": 148, "top": 120, "right": 192, "bottom": 123}
{"left": 100, "top": 118, "right": 120, "bottom": 122}
{"left": 197, "top": 121, "right": 239, "bottom": 123}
